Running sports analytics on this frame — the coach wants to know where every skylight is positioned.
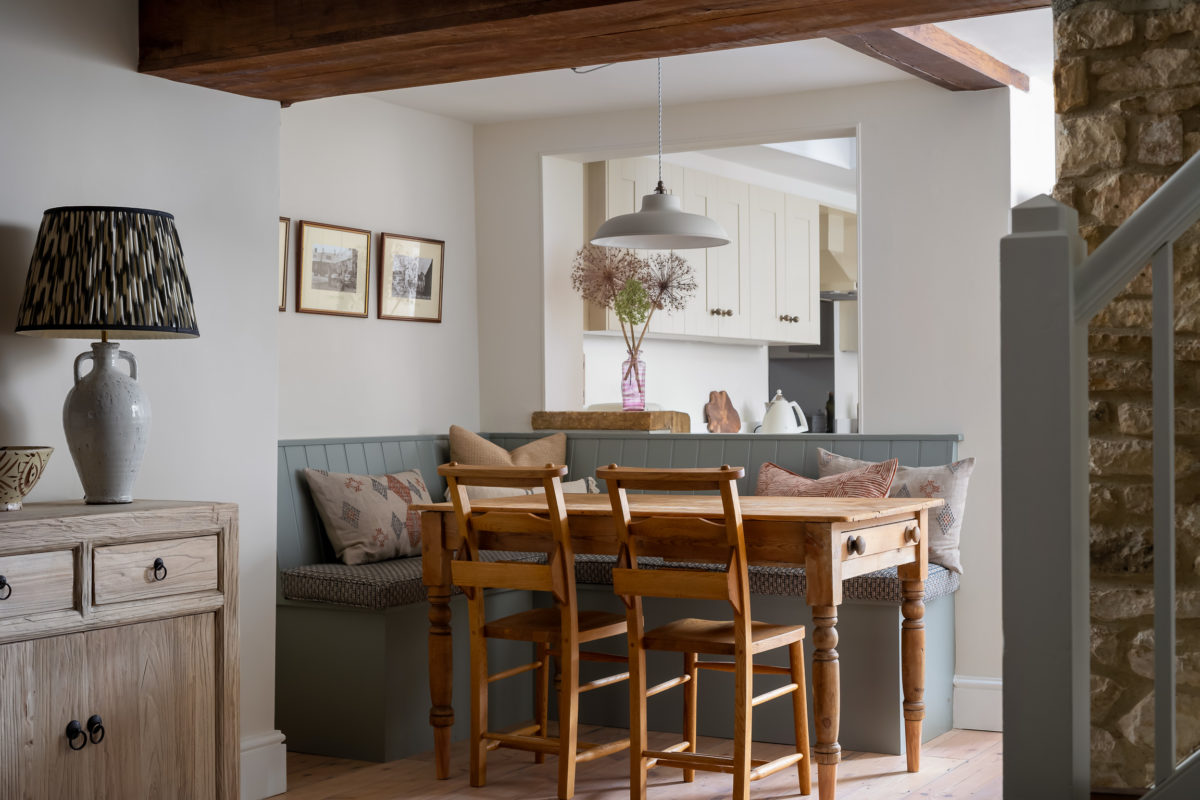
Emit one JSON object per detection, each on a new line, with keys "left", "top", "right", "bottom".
{"left": 764, "top": 138, "right": 857, "bottom": 170}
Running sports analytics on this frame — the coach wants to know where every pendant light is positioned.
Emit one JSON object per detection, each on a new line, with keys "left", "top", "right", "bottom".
{"left": 590, "top": 59, "right": 730, "bottom": 250}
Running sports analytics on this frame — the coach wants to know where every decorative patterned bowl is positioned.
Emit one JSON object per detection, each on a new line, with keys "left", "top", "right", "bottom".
{"left": 0, "top": 447, "right": 53, "bottom": 511}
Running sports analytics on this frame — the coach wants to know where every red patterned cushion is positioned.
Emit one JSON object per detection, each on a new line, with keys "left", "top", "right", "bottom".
{"left": 756, "top": 460, "right": 898, "bottom": 498}
{"left": 304, "top": 468, "right": 432, "bottom": 564}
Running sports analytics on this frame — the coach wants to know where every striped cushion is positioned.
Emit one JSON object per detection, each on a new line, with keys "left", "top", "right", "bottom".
{"left": 572, "top": 556, "right": 958, "bottom": 603}
{"left": 756, "top": 459, "right": 897, "bottom": 498}
{"left": 280, "top": 550, "right": 545, "bottom": 609}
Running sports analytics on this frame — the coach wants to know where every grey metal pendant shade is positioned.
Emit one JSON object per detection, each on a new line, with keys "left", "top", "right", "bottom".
{"left": 590, "top": 59, "right": 729, "bottom": 251}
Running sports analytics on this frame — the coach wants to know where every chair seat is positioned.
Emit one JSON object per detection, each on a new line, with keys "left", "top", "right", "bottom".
{"left": 642, "top": 617, "right": 805, "bottom": 656}
{"left": 484, "top": 607, "right": 627, "bottom": 644}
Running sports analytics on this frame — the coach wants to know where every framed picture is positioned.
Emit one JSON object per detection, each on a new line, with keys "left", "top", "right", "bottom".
{"left": 296, "top": 220, "right": 371, "bottom": 317}
{"left": 378, "top": 232, "right": 445, "bottom": 322}
{"left": 278, "top": 217, "right": 290, "bottom": 312}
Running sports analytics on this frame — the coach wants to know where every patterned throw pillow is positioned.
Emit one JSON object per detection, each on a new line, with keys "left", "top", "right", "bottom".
{"left": 756, "top": 459, "right": 898, "bottom": 499}
{"left": 817, "top": 448, "right": 975, "bottom": 574}
{"left": 448, "top": 425, "right": 566, "bottom": 468}
{"left": 304, "top": 468, "right": 432, "bottom": 565}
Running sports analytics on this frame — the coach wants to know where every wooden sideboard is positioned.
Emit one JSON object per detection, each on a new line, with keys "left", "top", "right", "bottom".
{"left": 0, "top": 500, "right": 239, "bottom": 798}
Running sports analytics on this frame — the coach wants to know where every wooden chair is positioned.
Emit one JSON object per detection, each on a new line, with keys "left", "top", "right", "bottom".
{"left": 440, "top": 462, "right": 631, "bottom": 800}
{"left": 595, "top": 465, "right": 812, "bottom": 800}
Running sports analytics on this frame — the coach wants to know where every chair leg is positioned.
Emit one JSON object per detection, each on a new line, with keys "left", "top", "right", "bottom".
{"left": 557, "top": 632, "right": 580, "bottom": 799}
{"left": 627, "top": 601, "right": 648, "bottom": 800}
{"left": 790, "top": 641, "right": 812, "bottom": 795}
{"left": 535, "top": 642, "right": 550, "bottom": 765}
{"left": 683, "top": 652, "right": 698, "bottom": 783}
{"left": 732, "top": 640, "right": 752, "bottom": 800}
{"left": 468, "top": 606, "right": 489, "bottom": 788}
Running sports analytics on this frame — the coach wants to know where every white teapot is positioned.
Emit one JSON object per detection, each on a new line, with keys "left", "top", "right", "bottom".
{"left": 759, "top": 389, "right": 808, "bottom": 434}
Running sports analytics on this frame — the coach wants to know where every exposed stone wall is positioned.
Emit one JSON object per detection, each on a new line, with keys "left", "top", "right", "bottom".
{"left": 1053, "top": 0, "right": 1200, "bottom": 788}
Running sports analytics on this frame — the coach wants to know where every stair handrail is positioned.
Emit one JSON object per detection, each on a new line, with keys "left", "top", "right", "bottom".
{"left": 1075, "top": 150, "right": 1200, "bottom": 322}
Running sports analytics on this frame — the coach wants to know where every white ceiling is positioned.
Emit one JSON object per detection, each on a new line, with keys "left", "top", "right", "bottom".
{"left": 367, "top": 8, "right": 1052, "bottom": 126}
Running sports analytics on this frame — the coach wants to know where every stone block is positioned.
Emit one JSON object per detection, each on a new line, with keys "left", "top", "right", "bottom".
{"left": 1116, "top": 689, "right": 1200, "bottom": 758}
{"left": 1090, "top": 296, "right": 1153, "bottom": 329}
{"left": 1092, "top": 583, "right": 1153, "bottom": 621}
{"left": 1093, "top": 674, "right": 1124, "bottom": 719}
{"left": 1089, "top": 356, "right": 1152, "bottom": 391}
{"left": 1082, "top": 174, "right": 1168, "bottom": 228}
{"left": 1057, "top": 4, "right": 1135, "bottom": 52}
{"left": 1117, "top": 402, "right": 1152, "bottom": 436}
{"left": 1176, "top": 337, "right": 1200, "bottom": 362}
{"left": 1056, "top": 56, "right": 1090, "bottom": 112}
{"left": 1187, "top": 132, "right": 1200, "bottom": 160}
{"left": 1091, "top": 483, "right": 1120, "bottom": 520}
{"left": 1146, "top": 4, "right": 1200, "bottom": 42}
{"left": 1121, "top": 483, "right": 1153, "bottom": 517}
{"left": 1090, "top": 332, "right": 1151, "bottom": 356}
{"left": 1145, "top": 86, "right": 1200, "bottom": 115}
{"left": 1058, "top": 113, "right": 1126, "bottom": 178}
{"left": 1093, "top": 621, "right": 1123, "bottom": 666}
{"left": 1091, "top": 523, "right": 1152, "bottom": 573}
{"left": 1130, "top": 627, "right": 1200, "bottom": 689}
{"left": 1091, "top": 399, "right": 1116, "bottom": 434}
{"left": 1136, "top": 115, "right": 1184, "bottom": 165}
{"left": 1097, "top": 48, "right": 1200, "bottom": 93}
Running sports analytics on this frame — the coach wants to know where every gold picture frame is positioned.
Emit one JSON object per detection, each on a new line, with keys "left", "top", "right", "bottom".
{"left": 296, "top": 220, "right": 371, "bottom": 318}
{"left": 278, "top": 217, "right": 289, "bottom": 312}
{"left": 378, "top": 232, "right": 445, "bottom": 323}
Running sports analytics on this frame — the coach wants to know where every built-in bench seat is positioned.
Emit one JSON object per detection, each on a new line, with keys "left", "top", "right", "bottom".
{"left": 276, "top": 431, "right": 963, "bottom": 763}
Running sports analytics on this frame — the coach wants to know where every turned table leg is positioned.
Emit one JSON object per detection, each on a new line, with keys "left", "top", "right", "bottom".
{"left": 428, "top": 586, "right": 455, "bottom": 779}
{"left": 811, "top": 605, "right": 841, "bottom": 800}
{"left": 901, "top": 580, "right": 926, "bottom": 773}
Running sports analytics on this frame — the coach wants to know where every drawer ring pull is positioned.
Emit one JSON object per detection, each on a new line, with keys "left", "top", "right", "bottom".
{"left": 87, "top": 714, "right": 105, "bottom": 745}
{"left": 66, "top": 720, "right": 87, "bottom": 751}
{"left": 152, "top": 558, "right": 168, "bottom": 582}
{"left": 847, "top": 536, "right": 866, "bottom": 556}
{"left": 0, "top": 575, "right": 10, "bottom": 600}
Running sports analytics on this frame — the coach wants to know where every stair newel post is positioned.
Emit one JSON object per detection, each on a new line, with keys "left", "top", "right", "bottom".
{"left": 1000, "top": 195, "right": 1090, "bottom": 800}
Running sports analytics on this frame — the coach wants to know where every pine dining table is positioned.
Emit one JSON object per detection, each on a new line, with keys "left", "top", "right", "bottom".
{"left": 418, "top": 492, "right": 943, "bottom": 800}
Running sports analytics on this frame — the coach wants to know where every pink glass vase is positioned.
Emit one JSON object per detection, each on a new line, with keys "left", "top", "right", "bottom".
{"left": 621, "top": 351, "right": 646, "bottom": 411}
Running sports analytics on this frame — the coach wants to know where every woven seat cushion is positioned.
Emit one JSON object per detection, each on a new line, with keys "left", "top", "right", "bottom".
{"left": 572, "top": 556, "right": 959, "bottom": 603}
{"left": 280, "top": 551, "right": 545, "bottom": 609}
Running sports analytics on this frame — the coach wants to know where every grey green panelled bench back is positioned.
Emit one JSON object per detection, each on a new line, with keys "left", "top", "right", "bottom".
{"left": 276, "top": 431, "right": 963, "bottom": 762}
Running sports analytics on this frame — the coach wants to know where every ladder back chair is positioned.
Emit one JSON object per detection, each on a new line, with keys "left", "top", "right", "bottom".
{"left": 595, "top": 465, "right": 812, "bottom": 800}
{"left": 440, "top": 462, "right": 631, "bottom": 800}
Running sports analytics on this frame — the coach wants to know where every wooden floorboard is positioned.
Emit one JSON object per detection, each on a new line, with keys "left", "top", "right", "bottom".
{"left": 279, "top": 727, "right": 1003, "bottom": 799}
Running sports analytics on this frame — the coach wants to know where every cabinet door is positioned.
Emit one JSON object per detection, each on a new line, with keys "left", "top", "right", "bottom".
{"left": 709, "top": 177, "right": 751, "bottom": 339}
{"left": 0, "top": 633, "right": 97, "bottom": 799}
{"left": 781, "top": 194, "right": 821, "bottom": 344}
{"left": 681, "top": 168, "right": 718, "bottom": 337}
{"left": 90, "top": 615, "right": 217, "bottom": 799}
{"left": 748, "top": 185, "right": 787, "bottom": 342}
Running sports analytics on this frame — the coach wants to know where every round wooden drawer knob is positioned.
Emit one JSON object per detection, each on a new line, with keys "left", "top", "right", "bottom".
{"left": 905, "top": 526, "right": 921, "bottom": 544}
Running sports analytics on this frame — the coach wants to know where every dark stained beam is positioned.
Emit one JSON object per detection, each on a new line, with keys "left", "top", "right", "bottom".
{"left": 139, "top": 0, "right": 1046, "bottom": 104}
{"left": 833, "top": 24, "right": 1031, "bottom": 92}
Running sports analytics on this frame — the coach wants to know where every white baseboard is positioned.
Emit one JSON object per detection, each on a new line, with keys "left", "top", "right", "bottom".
{"left": 241, "top": 730, "right": 287, "bottom": 800}
{"left": 953, "top": 675, "right": 1003, "bottom": 732}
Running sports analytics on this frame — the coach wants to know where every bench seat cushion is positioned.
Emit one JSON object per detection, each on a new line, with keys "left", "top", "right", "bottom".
{"left": 280, "top": 551, "right": 545, "bottom": 609}
{"left": 576, "top": 555, "right": 958, "bottom": 603}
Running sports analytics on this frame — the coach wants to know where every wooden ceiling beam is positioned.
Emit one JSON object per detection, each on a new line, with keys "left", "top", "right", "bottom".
{"left": 139, "top": 0, "right": 1046, "bottom": 104}
{"left": 832, "top": 24, "right": 1031, "bottom": 92}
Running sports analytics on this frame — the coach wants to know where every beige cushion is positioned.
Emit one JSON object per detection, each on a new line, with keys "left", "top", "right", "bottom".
{"left": 304, "top": 468, "right": 432, "bottom": 565}
{"left": 448, "top": 425, "right": 566, "bottom": 467}
{"left": 817, "top": 448, "right": 975, "bottom": 574}
{"left": 756, "top": 459, "right": 898, "bottom": 499}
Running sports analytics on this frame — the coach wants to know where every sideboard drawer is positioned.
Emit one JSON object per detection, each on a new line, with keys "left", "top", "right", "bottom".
{"left": 94, "top": 535, "right": 219, "bottom": 605}
{"left": 0, "top": 550, "right": 75, "bottom": 618}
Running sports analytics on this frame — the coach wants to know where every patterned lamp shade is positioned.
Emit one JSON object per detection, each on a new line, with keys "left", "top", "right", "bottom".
{"left": 15, "top": 206, "right": 199, "bottom": 339}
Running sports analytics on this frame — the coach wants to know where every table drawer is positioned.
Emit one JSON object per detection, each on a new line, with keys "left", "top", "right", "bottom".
{"left": 840, "top": 519, "right": 921, "bottom": 563}
{"left": 0, "top": 550, "right": 76, "bottom": 618}
{"left": 94, "top": 535, "right": 218, "bottom": 605}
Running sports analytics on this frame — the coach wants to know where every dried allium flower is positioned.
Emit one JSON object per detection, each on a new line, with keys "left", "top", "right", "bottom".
{"left": 642, "top": 252, "right": 697, "bottom": 312}
{"left": 613, "top": 279, "right": 651, "bottom": 327}
{"left": 571, "top": 245, "right": 645, "bottom": 309}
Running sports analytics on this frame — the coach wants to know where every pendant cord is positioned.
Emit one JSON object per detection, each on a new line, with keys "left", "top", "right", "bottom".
{"left": 657, "top": 58, "right": 663, "bottom": 189}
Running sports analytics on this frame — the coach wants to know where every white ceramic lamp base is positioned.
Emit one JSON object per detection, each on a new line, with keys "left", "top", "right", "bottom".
{"left": 63, "top": 342, "right": 151, "bottom": 504}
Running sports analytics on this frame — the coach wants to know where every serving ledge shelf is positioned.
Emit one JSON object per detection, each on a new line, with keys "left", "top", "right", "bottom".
{"left": 532, "top": 410, "right": 691, "bottom": 434}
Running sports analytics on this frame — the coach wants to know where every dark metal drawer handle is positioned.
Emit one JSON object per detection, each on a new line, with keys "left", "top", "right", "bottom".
{"left": 87, "top": 714, "right": 105, "bottom": 744}
{"left": 847, "top": 536, "right": 866, "bottom": 556}
{"left": 152, "top": 558, "right": 168, "bottom": 582}
{"left": 66, "top": 720, "right": 87, "bottom": 751}
{"left": 0, "top": 575, "right": 10, "bottom": 600}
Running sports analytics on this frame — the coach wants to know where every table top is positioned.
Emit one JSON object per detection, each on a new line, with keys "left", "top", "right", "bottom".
{"left": 415, "top": 493, "right": 942, "bottom": 523}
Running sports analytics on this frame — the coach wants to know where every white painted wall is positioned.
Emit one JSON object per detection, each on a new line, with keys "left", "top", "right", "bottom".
{"left": 542, "top": 157, "right": 585, "bottom": 411}
{"left": 0, "top": 0, "right": 284, "bottom": 795}
{"left": 474, "top": 79, "right": 1015, "bottom": 722}
{"left": 1010, "top": 78, "right": 1056, "bottom": 206}
{"left": 279, "top": 96, "right": 480, "bottom": 437}
{"left": 582, "top": 334, "right": 768, "bottom": 431}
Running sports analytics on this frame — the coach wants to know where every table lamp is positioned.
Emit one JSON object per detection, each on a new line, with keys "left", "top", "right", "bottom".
{"left": 14, "top": 206, "right": 199, "bottom": 503}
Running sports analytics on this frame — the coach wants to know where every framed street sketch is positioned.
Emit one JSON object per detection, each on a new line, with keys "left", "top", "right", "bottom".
{"left": 278, "top": 217, "right": 289, "bottom": 312}
{"left": 296, "top": 220, "right": 371, "bottom": 317}
{"left": 378, "top": 232, "right": 445, "bottom": 322}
